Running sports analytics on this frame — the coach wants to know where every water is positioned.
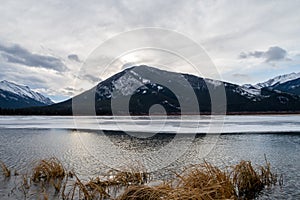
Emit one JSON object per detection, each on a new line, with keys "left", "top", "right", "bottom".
{"left": 0, "top": 115, "right": 299, "bottom": 199}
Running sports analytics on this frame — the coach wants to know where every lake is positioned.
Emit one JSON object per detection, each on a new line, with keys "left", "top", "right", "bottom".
{"left": 0, "top": 115, "right": 299, "bottom": 199}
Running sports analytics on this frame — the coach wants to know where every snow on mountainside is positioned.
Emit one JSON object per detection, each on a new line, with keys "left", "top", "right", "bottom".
{"left": 240, "top": 84, "right": 261, "bottom": 96}
{"left": 255, "top": 72, "right": 300, "bottom": 88}
{"left": 0, "top": 80, "right": 53, "bottom": 105}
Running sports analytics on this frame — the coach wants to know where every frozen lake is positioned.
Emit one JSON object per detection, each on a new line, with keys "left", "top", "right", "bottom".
{"left": 0, "top": 115, "right": 299, "bottom": 133}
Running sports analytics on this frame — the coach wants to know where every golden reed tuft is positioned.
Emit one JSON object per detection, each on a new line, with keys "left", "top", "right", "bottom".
{"left": 1, "top": 157, "right": 279, "bottom": 200}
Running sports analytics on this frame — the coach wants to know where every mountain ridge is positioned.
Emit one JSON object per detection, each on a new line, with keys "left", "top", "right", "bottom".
{"left": 242, "top": 71, "right": 300, "bottom": 96}
{"left": 255, "top": 72, "right": 300, "bottom": 88}
{"left": 0, "top": 80, "right": 54, "bottom": 109}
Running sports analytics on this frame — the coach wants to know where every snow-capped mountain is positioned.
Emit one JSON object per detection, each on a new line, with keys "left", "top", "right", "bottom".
{"left": 255, "top": 72, "right": 300, "bottom": 89}
{"left": 2, "top": 66, "right": 299, "bottom": 115}
{"left": 0, "top": 80, "right": 53, "bottom": 109}
{"left": 67, "top": 65, "right": 300, "bottom": 115}
{"left": 242, "top": 72, "right": 300, "bottom": 96}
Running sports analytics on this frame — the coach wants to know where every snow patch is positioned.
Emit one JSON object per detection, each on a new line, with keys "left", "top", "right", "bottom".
{"left": 113, "top": 75, "right": 144, "bottom": 96}
{"left": 205, "top": 79, "right": 222, "bottom": 87}
{"left": 240, "top": 87, "right": 261, "bottom": 96}
{"left": 157, "top": 85, "right": 163, "bottom": 91}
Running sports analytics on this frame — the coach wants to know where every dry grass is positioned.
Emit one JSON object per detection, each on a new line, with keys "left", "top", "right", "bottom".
{"left": 112, "top": 169, "right": 149, "bottom": 186}
{"left": 0, "top": 157, "right": 279, "bottom": 200}
{"left": 175, "top": 161, "right": 236, "bottom": 199}
{"left": 232, "top": 157, "right": 278, "bottom": 199}
{"left": 0, "top": 160, "right": 11, "bottom": 177}
{"left": 119, "top": 159, "right": 278, "bottom": 200}
{"left": 232, "top": 160, "right": 263, "bottom": 198}
{"left": 82, "top": 176, "right": 110, "bottom": 199}
{"left": 22, "top": 174, "right": 31, "bottom": 190}
{"left": 63, "top": 168, "right": 149, "bottom": 200}
{"left": 117, "top": 185, "right": 170, "bottom": 200}
{"left": 32, "top": 157, "right": 65, "bottom": 183}
{"left": 259, "top": 156, "right": 278, "bottom": 186}
{"left": 118, "top": 161, "right": 237, "bottom": 200}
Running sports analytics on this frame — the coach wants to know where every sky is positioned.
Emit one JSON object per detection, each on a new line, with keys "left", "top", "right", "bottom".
{"left": 0, "top": 0, "right": 299, "bottom": 102}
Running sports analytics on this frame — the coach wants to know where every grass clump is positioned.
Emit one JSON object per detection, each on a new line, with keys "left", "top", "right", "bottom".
{"left": 32, "top": 157, "right": 65, "bottom": 182}
{"left": 232, "top": 160, "right": 263, "bottom": 198}
{"left": 175, "top": 161, "right": 236, "bottom": 199}
{"left": 232, "top": 157, "right": 278, "bottom": 199}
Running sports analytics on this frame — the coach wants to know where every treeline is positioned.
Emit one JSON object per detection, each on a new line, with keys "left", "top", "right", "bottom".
{"left": 0, "top": 107, "right": 72, "bottom": 115}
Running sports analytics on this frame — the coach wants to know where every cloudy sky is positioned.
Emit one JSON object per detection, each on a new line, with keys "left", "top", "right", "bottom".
{"left": 0, "top": 0, "right": 299, "bottom": 102}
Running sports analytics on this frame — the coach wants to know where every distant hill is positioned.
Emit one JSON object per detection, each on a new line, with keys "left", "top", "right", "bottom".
{"left": 3, "top": 65, "right": 299, "bottom": 115}
{"left": 0, "top": 80, "right": 53, "bottom": 109}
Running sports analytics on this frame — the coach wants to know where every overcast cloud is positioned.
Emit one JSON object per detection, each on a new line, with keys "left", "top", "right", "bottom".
{"left": 68, "top": 54, "right": 81, "bottom": 62}
{"left": 239, "top": 46, "right": 289, "bottom": 62}
{"left": 0, "top": 0, "right": 299, "bottom": 101}
{"left": 0, "top": 43, "right": 67, "bottom": 72}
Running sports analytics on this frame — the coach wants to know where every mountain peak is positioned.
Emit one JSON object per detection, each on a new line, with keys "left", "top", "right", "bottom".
{"left": 0, "top": 80, "right": 54, "bottom": 106}
{"left": 255, "top": 72, "right": 300, "bottom": 88}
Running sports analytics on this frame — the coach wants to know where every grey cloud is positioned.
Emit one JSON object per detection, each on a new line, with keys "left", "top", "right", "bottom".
{"left": 239, "top": 52, "right": 248, "bottom": 59}
{"left": 68, "top": 54, "right": 81, "bottom": 62}
{"left": 0, "top": 43, "right": 68, "bottom": 71}
{"left": 232, "top": 73, "right": 249, "bottom": 78}
{"left": 63, "top": 87, "right": 85, "bottom": 96}
{"left": 264, "top": 46, "right": 287, "bottom": 62}
{"left": 122, "top": 62, "right": 136, "bottom": 69}
{"left": 82, "top": 74, "right": 101, "bottom": 83}
{"left": 239, "top": 46, "right": 288, "bottom": 62}
{"left": 65, "top": 87, "right": 76, "bottom": 91}
{"left": 0, "top": 62, "right": 47, "bottom": 86}
{"left": 232, "top": 73, "right": 251, "bottom": 79}
{"left": 249, "top": 51, "right": 264, "bottom": 58}
{"left": 231, "top": 73, "right": 252, "bottom": 82}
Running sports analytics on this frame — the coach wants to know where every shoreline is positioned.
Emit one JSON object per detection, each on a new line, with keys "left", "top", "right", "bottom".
{"left": 1, "top": 111, "right": 300, "bottom": 116}
{"left": 0, "top": 127, "right": 300, "bottom": 135}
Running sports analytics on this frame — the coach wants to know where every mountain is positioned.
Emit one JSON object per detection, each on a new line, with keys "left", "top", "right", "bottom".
{"left": 14, "top": 65, "right": 298, "bottom": 116}
{"left": 1, "top": 66, "right": 299, "bottom": 115}
{"left": 255, "top": 72, "right": 300, "bottom": 89}
{"left": 242, "top": 72, "right": 300, "bottom": 96}
{"left": 0, "top": 80, "right": 53, "bottom": 109}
